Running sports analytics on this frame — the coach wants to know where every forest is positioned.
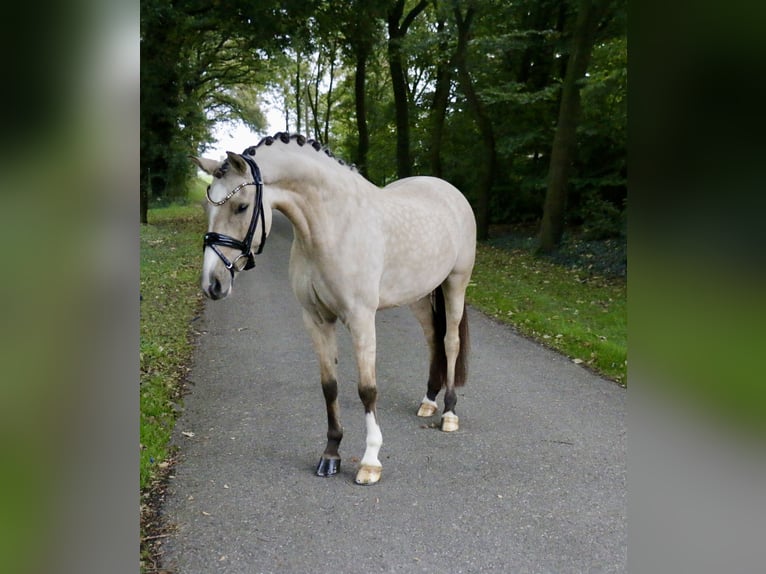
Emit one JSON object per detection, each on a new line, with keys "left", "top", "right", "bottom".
{"left": 140, "top": 0, "right": 626, "bottom": 253}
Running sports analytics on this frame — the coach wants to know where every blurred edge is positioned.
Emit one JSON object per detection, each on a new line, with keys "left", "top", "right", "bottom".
{"left": 631, "top": 0, "right": 766, "bottom": 573}
{"left": 0, "top": 1, "right": 139, "bottom": 573}
{"left": 1, "top": 0, "right": 766, "bottom": 572}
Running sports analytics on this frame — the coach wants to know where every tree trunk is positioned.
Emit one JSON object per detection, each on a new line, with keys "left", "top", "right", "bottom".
{"left": 140, "top": 165, "right": 151, "bottom": 224}
{"left": 453, "top": 4, "right": 496, "bottom": 241}
{"left": 307, "top": 55, "right": 322, "bottom": 141}
{"left": 538, "top": 0, "right": 607, "bottom": 253}
{"left": 354, "top": 48, "right": 370, "bottom": 178}
{"left": 429, "top": 17, "right": 451, "bottom": 178}
{"left": 346, "top": 1, "right": 384, "bottom": 180}
{"left": 140, "top": 183, "right": 148, "bottom": 224}
{"left": 387, "top": 34, "right": 411, "bottom": 179}
{"left": 323, "top": 42, "right": 337, "bottom": 145}
{"left": 387, "top": 0, "right": 428, "bottom": 179}
{"left": 295, "top": 54, "right": 302, "bottom": 134}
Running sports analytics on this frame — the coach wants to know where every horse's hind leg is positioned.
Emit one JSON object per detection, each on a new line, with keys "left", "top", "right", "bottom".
{"left": 410, "top": 296, "right": 444, "bottom": 418}
{"left": 440, "top": 275, "right": 471, "bottom": 432}
{"left": 303, "top": 311, "right": 343, "bottom": 477}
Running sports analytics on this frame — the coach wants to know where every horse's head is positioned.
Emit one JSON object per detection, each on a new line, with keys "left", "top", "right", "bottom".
{"left": 191, "top": 151, "right": 272, "bottom": 300}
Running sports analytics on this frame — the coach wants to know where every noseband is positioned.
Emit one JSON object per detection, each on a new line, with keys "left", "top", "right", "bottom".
{"left": 203, "top": 154, "right": 267, "bottom": 276}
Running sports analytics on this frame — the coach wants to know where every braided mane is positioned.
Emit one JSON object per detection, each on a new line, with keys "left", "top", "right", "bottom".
{"left": 212, "top": 132, "right": 357, "bottom": 180}
{"left": 244, "top": 132, "right": 357, "bottom": 173}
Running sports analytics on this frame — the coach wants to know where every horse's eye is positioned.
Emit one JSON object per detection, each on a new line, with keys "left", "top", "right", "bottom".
{"left": 236, "top": 203, "right": 249, "bottom": 213}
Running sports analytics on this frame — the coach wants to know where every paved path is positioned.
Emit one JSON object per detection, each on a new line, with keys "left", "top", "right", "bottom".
{"left": 161, "top": 213, "right": 626, "bottom": 573}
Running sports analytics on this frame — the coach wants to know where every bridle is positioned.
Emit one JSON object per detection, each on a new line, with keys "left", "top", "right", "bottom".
{"left": 203, "top": 154, "right": 267, "bottom": 276}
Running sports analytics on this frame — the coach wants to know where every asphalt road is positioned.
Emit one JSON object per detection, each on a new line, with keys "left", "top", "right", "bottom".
{"left": 160, "top": 212, "right": 626, "bottom": 573}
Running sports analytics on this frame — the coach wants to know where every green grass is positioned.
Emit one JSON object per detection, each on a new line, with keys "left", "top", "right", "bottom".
{"left": 140, "top": 183, "right": 211, "bottom": 571}
{"left": 140, "top": 200, "right": 206, "bottom": 491}
{"left": 467, "top": 242, "right": 627, "bottom": 385}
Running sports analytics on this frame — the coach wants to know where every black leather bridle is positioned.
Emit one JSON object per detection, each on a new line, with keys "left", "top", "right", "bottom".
{"left": 203, "top": 154, "right": 267, "bottom": 276}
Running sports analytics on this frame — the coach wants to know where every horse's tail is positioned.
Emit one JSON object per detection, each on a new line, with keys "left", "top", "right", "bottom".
{"left": 431, "top": 285, "right": 470, "bottom": 387}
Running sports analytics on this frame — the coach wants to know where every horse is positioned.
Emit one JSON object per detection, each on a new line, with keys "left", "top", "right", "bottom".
{"left": 191, "top": 132, "right": 476, "bottom": 485}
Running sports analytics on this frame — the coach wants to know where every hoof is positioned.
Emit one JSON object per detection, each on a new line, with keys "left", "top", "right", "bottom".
{"left": 316, "top": 457, "right": 340, "bottom": 477}
{"left": 355, "top": 464, "right": 382, "bottom": 485}
{"left": 417, "top": 399, "right": 438, "bottom": 418}
{"left": 441, "top": 412, "right": 459, "bottom": 432}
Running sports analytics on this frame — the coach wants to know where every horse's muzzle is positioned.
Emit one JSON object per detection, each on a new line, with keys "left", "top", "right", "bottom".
{"left": 203, "top": 273, "right": 232, "bottom": 300}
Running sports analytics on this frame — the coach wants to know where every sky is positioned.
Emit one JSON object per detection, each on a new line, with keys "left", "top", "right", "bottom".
{"left": 207, "top": 106, "right": 285, "bottom": 160}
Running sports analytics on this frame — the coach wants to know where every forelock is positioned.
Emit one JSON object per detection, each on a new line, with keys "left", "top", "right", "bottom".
{"left": 213, "top": 159, "right": 230, "bottom": 179}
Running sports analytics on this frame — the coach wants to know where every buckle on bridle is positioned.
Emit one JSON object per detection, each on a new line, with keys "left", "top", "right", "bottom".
{"left": 233, "top": 252, "right": 256, "bottom": 271}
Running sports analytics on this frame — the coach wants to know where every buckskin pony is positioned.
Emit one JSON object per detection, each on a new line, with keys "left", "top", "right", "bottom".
{"left": 192, "top": 132, "right": 476, "bottom": 485}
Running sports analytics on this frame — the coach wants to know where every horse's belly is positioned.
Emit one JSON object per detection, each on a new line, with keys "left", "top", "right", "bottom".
{"left": 377, "top": 281, "right": 441, "bottom": 308}
{"left": 377, "top": 245, "right": 455, "bottom": 308}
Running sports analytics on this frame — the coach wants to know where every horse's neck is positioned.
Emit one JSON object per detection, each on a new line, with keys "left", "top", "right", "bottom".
{"left": 269, "top": 187, "right": 314, "bottom": 246}
{"left": 273, "top": 185, "right": 368, "bottom": 253}
{"left": 259, "top": 146, "right": 376, "bottom": 252}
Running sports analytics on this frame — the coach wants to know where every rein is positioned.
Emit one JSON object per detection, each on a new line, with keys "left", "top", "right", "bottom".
{"left": 203, "top": 154, "right": 267, "bottom": 276}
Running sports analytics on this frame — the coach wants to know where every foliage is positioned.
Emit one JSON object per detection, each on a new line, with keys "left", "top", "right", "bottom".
{"left": 331, "top": 48, "right": 398, "bottom": 185}
{"left": 140, "top": 0, "right": 317, "bottom": 203}
{"left": 140, "top": 0, "right": 627, "bottom": 241}
{"left": 571, "top": 34, "right": 627, "bottom": 237}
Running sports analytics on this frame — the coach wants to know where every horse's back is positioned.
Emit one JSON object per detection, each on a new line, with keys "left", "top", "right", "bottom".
{"left": 381, "top": 176, "right": 475, "bottom": 235}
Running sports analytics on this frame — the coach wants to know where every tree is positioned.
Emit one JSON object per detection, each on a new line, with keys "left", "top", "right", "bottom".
{"left": 140, "top": 0, "right": 314, "bottom": 221}
{"left": 387, "top": 0, "right": 429, "bottom": 179}
{"left": 427, "top": 4, "right": 453, "bottom": 178}
{"left": 140, "top": 0, "right": 626, "bottom": 236}
{"left": 572, "top": 34, "right": 627, "bottom": 238}
{"left": 538, "top": 0, "right": 615, "bottom": 252}
{"left": 452, "top": 0, "right": 497, "bottom": 240}
{"left": 140, "top": 0, "right": 186, "bottom": 221}
{"left": 334, "top": 1, "right": 387, "bottom": 175}
{"left": 344, "top": 3, "right": 386, "bottom": 176}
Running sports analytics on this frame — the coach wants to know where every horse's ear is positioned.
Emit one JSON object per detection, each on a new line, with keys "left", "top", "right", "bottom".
{"left": 225, "top": 151, "right": 249, "bottom": 175}
{"left": 190, "top": 155, "right": 219, "bottom": 175}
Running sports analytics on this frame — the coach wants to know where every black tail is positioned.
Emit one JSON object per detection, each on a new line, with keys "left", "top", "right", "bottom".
{"left": 431, "top": 285, "right": 470, "bottom": 388}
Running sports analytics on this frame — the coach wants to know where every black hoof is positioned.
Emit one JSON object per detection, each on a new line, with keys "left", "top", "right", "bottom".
{"left": 315, "top": 457, "right": 340, "bottom": 477}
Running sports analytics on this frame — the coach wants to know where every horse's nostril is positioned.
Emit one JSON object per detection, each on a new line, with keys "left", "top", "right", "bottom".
{"left": 208, "top": 277, "right": 222, "bottom": 299}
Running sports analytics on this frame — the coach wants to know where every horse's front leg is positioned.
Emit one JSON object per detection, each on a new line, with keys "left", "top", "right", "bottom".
{"left": 303, "top": 311, "right": 343, "bottom": 477}
{"left": 348, "top": 312, "right": 383, "bottom": 485}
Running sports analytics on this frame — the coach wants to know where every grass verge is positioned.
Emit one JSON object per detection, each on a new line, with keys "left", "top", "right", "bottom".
{"left": 140, "top": 197, "right": 205, "bottom": 571}
{"left": 467, "top": 242, "right": 627, "bottom": 385}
